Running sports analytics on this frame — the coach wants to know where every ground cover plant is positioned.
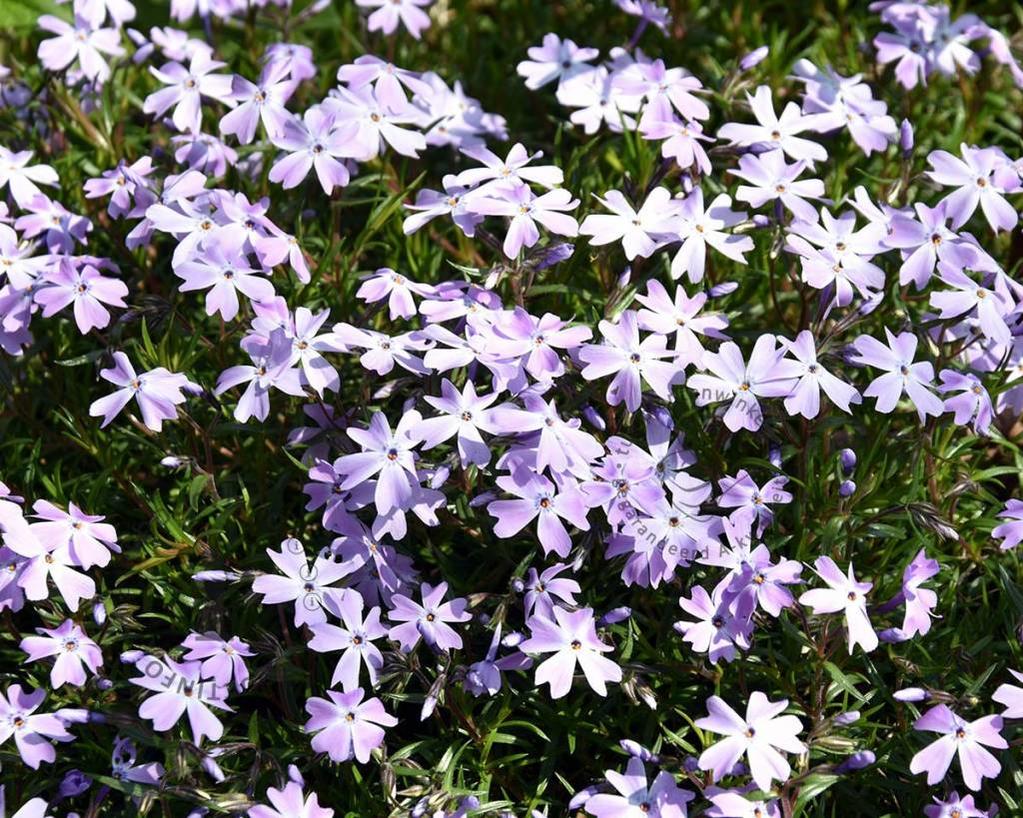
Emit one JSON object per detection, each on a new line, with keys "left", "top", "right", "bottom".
{"left": 2, "top": 0, "right": 1023, "bottom": 816}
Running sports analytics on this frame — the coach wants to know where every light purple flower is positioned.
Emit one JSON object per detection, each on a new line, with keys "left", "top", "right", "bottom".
{"left": 584, "top": 756, "right": 694, "bottom": 818}
{"left": 304, "top": 687, "right": 397, "bottom": 763}
{"left": 516, "top": 33, "right": 599, "bottom": 90}
{"left": 387, "top": 581, "right": 470, "bottom": 653}
{"left": 0, "top": 149, "right": 59, "bottom": 209}
{"left": 0, "top": 684, "right": 74, "bottom": 769}
{"left": 664, "top": 189, "right": 753, "bottom": 283}
{"left": 729, "top": 149, "right": 824, "bottom": 223}
{"left": 469, "top": 183, "right": 579, "bottom": 259}
{"left": 130, "top": 655, "right": 230, "bottom": 744}
{"left": 923, "top": 792, "right": 989, "bottom": 818}
{"left": 992, "top": 669, "right": 1023, "bottom": 718}
{"left": 909, "top": 705, "right": 1006, "bottom": 791}
{"left": 718, "top": 85, "right": 827, "bottom": 164}
{"left": 269, "top": 106, "right": 352, "bottom": 194}
{"left": 309, "top": 592, "right": 387, "bottom": 691}
{"left": 28, "top": 499, "right": 119, "bottom": 570}
{"left": 780, "top": 330, "right": 860, "bottom": 418}
{"left": 181, "top": 632, "right": 253, "bottom": 693}
{"left": 34, "top": 257, "right": 128, "bottom": 333}
{"left": 20, "top": 620, "right": 102, "bottom": 688}
{"left": 674, "top": 582, "right": 753, "bottom": 664}
{"left": 927, "top": 144, "right": 1018, "bottom": 233}
{"left": 453, "top": 142, "right": 564, "bottom": 192}
{"left": 88, "top": 352, "right": 195, "bottom": 432}
{"left": 176, "top": 240, "right": 274, "bottom": 321}
{"left": 489, "top": 473, "right": 591, "bottom": 558}
{"left": 356, "top": 268, "right": 434, "bottom": 320}
{"left": 695, "top": 691, "right": 806, "bottom": 792}
{"left": 850, "top": 329, "right": 944, "bottom": 422}
{"left": 523, "top": 562, "right": 581, "bottom": 618}
{"left": 579, "top": 187, "right": 674, "bottom": 260}
{"left": 993, "top": 499, "right": 1023, "bottom": 551}
{"left": 143, "top": 52, "right": 234, "bottom": 133}
{"left": 248, "top": 780, "right": 333, "bottom": 818}
{"left": 518, "top": 607, "right": 621, "bottom": 699}
{"left": 37, "top": 14, "right": 124, "bottom": 84}
{"left": 937, "top": 370, "right": 992, "bottom": 435}
{"left": 219, "top": 62, "right": 296, "bottom": 144}
{"left": 419, "top": 378, "right": 502, "bottom": 467}
{"left": 798, "top": 556, "right": 877, "bottom": 653}
{"left": 355, "top": 0, "right": 433, "bottom": 39}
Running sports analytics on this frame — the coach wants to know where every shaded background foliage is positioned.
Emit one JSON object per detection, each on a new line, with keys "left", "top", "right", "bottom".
{"left": 1, "top": 1, "right": 1023, "bottom": 816}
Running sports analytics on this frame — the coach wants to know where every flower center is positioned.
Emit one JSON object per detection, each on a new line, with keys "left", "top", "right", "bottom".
{"left": 570, "top": 640, "right": 582, "bottom": 650}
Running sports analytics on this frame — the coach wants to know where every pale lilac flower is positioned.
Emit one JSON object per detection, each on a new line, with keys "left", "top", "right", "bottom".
{"left": 634, "top": 279, "right": 728, "bottom": 366}
{"left": 463, "top": 624, "right": 532, "bottom": 697}
{"left": 176, "top": 240, "right": 274, "bottom": 321}
{"left": 6, "top": 525, "right": 97, "bottom": 610}
{"left": 453, "top": 142, "right": 564, "bottom": 192}
{"left": 718, "top": 85, "right": 827, "bottom": 164}
{"left": 523, "top": 562, "right": 581, "bottom": 618}
{"left": 130, "top": 656, "right": 230, "bottom": 744}
{"left": 516, "top": 34, "right": 599, "bottom": 90}
{"left": 674, "top": 582, "right": 753, "bottom": 664}
{"left": 181, "top": 632, "right": 253, "bottom": 693}
{"left": 615, "top": 58, "right": 709, "bottom": 122}
{"left": 0, "top": 149, "right": 59, "bottom": 209}
{"left": 269, "top": 107, "right": 352, "bottom": 194}
{"left": 884, "top": 201, "right": 977, "bottom": 289}
{"left": 248, "top": 780, "right": 333, "bottom": 818}
{"left": 337, "top": 56, "right": 432, "bottom": 112}
{"left": 323, "top": 85, "right": 426, "bottom": 160}
{"left": 687, "top": 335, "right": 801, "bottom": 432}
{"left": 993, "top": 499, "right": 1023, "bottom": 551}
{"left": 34, "top": 258, "right": 128, "bottom": 333}
{"left": 251, "top": 538, "right": 362, "bottom": 627}
{"left": 172, "top": 131, "right": 238, "bottom": 178}
{"left": 897, "top": 549, "right": 939, "bottom": 638}
{"left": 937, "top": 370, "right": 992, "bottom": 435}
{"left": 387, "top": 581, "right": 470, "bottom": 653}
{"left": 0, "top": 224, "right": 44, "bottom": 290}
{"left": 992, "top": 670, "right": 1023, "bottom": 718}
{"left": 419, "top": 378, "right": 502, "bottom": 467}
{"left": 489, "top": 474, "right": 591, "bottom": 557}
{"left": 729, "top": 149, "right": 824, "bottom": 223}
{"left": 584, "top": 756, "right": 694, "bottom": 818}
{"left": 556, "top": 66, "right": 641, "bottom": 135}
{"left": 930, "top": 265, "right": 1013, "bottom": 345}
{"left": 927, "top": 144, "right": 1018, "bottom": 233}
{"left": 909, "top": 705, "right": 1006, "bottom": 791}
{"left": 333, "top": 411, "right": 423, "bottom": 517}
{"left": 219, "top": 62, "right": 296, "bottom": 144}
{"left": 705, "top": 788, "right": 780, "bottom": 818}
{"left": 309, "top": 592, "right": 387, "bottom": 691}
{"left": 664, "top": 189, "right": 753, "bottom": 282}
{"left": 923, "top": 792, "right": 989, "bottom": 818}
{"left": 579, "top": 187, "right": 674, "bottom": 260}
{"left": 780, "top": 330, "right": 860, "bottom": 418}
{"left": 798, "top": 556, "right": 877, "bottom": 653}
{"left": 638, "top": 110, "right": 713, "bottom": 174}
{"left": 330, "top": 323, "right": 430, "bottom": 377}
{"left": 356, "top": 268, "right": 434, "bottom": 320}
{"left": 850, "top": 329, "right": 944, "bottom": 422}
{"left": 717, "top": 470, "right": 791, "bottom": 535}
{"left": 614, "top": 0, "right": 670, "bottom": 32}
{"left": 518, "top": 607, "right": 621, "bottom": 699}
{"left": 143, "top": 53, "right": 234, "bottom": 133}
{"left": 14, "top": 195, "right": 91, "bottom": 253}
{"left": 20, "top": 620, "right": 102, "bottom": 688}
{"left": 214, "top": 328, "right": 305, "bottom": 423}
{"left": 37, "top": 14, "right": 124, "bottom": 84}
{"left": 88, "top": 352, "right": 195, "bottom": 432}
{"left": 470, "top": 183, "right": 579, "bottom": 258}
{"left": 0, "top": 685, "right": 74, "bottom": 769}
{"left": 356, "top": 0, "right": 433, "bottom": 39}
{"left": 28, "top": 499, "right": 119, "bottom": 570}
{"left": 305, "top": 687, "right": 397, "bottom": 763}
{"left": 696, "top": 692, "right": 806, "bottom": 791}
{"left": 578, "top": 310, "right": 682, "bottom": 411}
{"left": 402, "top": 175, "right": 483, "bottom": 237}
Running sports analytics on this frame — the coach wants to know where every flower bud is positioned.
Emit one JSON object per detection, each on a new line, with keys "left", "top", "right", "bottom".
{"left": 582, "top": 405, "right": 606, "bottom": 432}
{"left": 894, "top": 687, "right": 929, "bottom": 702}
{"left": 840, "top": 448, "right": 856, "bottom": 474}
{"left": 836, "top": 750, "right": 876, "bottom": 774}
{"left": 93, "top": 601, "right": 107, "bottom": 626}
{"left": 833, "top": 710, "right": 860, "bottom": 726}
{"left": 839, "top": 480, "right": 856, "bottom": 497}
{"left": 739, "top": 46, "right": 769, "bottom": 71}
{"left": 597, "top": 606, "right": 632, "bottom": 627}
{"left": 708, "top": 281, "right": 738, "bottom": 298}
{"left": 899, "top": 119, "right": 913, "bottom": 156}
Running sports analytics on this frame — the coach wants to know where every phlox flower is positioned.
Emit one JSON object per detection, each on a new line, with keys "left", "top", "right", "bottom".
{"left": 323, "top": 85, "right": 426, "bottom": 160}
{"left": 20, "top": 620, "right": 102, "bottom": 688}
{"left": 923, "top": 792, "right": 989, "bottom": 818}
{"left": 337, "top": 55, "right": 432, "bottom": 113}
{"left": 798, "top": 556, "right": 877, "bottom": 653}
{"left": 0, "top": 685, "right": 75, "bottom": 769}
{"left": 387, "top": 581, "right": 471, "bottom": 653}
{"left": 0, "top": 149, "right": 59, "bottom": 209}
{"left": 705, "top": 787, "right": 781, "bottom": 818}
{"left": 14, "top": 195, "right": 92, "bottom": 253}
{"left": 37, "top": 14, "right": 124, "bottom": 84}
{"left": 523, "top": 562, "right": 581, "bottom": 618}
{"left": 992, "top": 670, "right": 1023, "bottom": 718}
{"left": 718, "top": 85, "right": 827, "bottom": 164}
{"left": 687, "top": 335, "right": 801, "bottom": 432}
{"left": 88, "top": 351, "right": 196, "bottom": 432}
{"left": 269, "top": 106, "right": 352, "bottom": 194}
{"left": 556, "top": 66, "right": 641, "bottom": 135}
{"left": 489, "top": 473, "right": 591, "bottom": 557}
{"left": 143, "top": 52, "right": 234, "bottom": 133}
{"left": 634, "top": 279, "right": 729, "bottom": 366}
{"left": 355, "top": 0, "right": 433, "bottom": 39}
{"left": 993, "top": 499, "right": 1023, "bottom": 551}
{"left": 909, "top": 705, "right": 1006, "bottom": 791}
{"left": 584, "top": 756, "right": 695, "bottom": 818}
{"left": 251, "top": 537, "right": 363, "bottom": 627}
{"left": 469, "top": 182, "right": 579, "bottom": 258}
{"left": 29, "top": 499, "right": 119, "bottom": 570}
{"left": 401, "top": 175, "right": 483, "bottom": 237}
{"left": 419, "top": 378, "right": 503, "bottom": 467}
{"left": 780, "top": 330, "right": 860, "bottom": 418}
{"left": 850, "top": 329, "right": 944, "bottom": 422}
{"left": 181, "top": 632, "right": 253, "bottom": 693}
{"left": 729, "top": 149, "right": 824, "bottom": 223}
{"left": 309, "top": 592, "right": 387, "bottom": 691}
{"left": 356, "top": 268, "right": 434, "bottom": 320}
{"left": 452, "top": 142, "right": 564, "bottom": 192}
{"left": 516, "top": 33, "right": 599, "bottom": 90}
{"left": 130, "top": 655, "right": 230, "bottom": 744}
{"left": 579, "top": 187, "right": 674, "bottom": 260}
{"left": 518, "top": 606, "right": 622, "bottom": 699}
{"left": 674, "top": 581, "right": 753, "bottom": 664}
{"left": 219, "top": 61, "right": 296, "bottom": 144}
{"left": 664, "top": 189, "right": 753, "bottom": 283}
{"left": 927, "top": 144, "right": 1018, "bottom": 233}
{"left": 463, "top": 624, "right": 532, "bottom": 697}
{"left": 176, "top": 239, "right": 275, "bottom": 322}
{"left": 214, "top": 327, "right": 305, "bottom": 423}
{"left": 638, "top": 109, "right": 713, "bottom": 174}
{"left": 937, "top": 370, "right": 992, "bottom": 435}
{"left": 249, "top": 778, "right": 333, "bottom": 818}
{"left": 717, "top": 470, "right": 791, "bottom": 536}
{"left": 5, "top": 523, "right": 96, "bottom": 610}
{"left": 34, "top": 257, "right": 128, "bottom": 334}
{"left": 695, "top": 691, "right": 806, "bottom": 792}
{"left": 578, "top": 310, "right": 683, "bottom": 412}
{"left": 930, "top": 265, "right": 1013, "bottom": 345}
{"left": 304, "top": 687, "right": 397, "bottom": 763}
